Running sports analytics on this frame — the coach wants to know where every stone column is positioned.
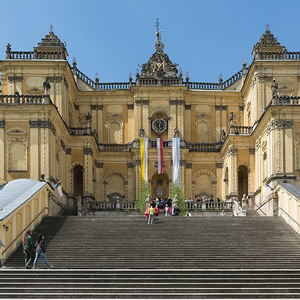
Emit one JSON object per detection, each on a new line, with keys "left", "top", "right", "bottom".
{"left": 255, "top": 138, "right": 261, "bottom": 191}
{"left": 83, "top": 146, "right": 94, "bottom": 195}
{"left": 257, "top": 76, "right": 264, "bottom": 119}
{"left": 185, "top": 163, "right": 192, "bottom": 199}
{"left": 221, "top": 106, "right": 227, "bottom": 133}
{"left": 97, "top": 105, "right": 103, "bottom": 143}
{"left": 284, "top": 123, "right": 294, "bottom": 174}
{"left": 135, "top": 100, "right": 141, "bottom": 138}
{"left": 134, "top": 159, "right": 141, "bottom": 201}
{"left": 65, "top": 148, "right": 72, "bottom": 193}
{"left": 127, "top": 163, "right": 135, "bottom": 201}
{"left": 216, "top": 162, "right": 223, "bottom": 199}
{"left": 228, "top": 145, "right": 238, "bottom": 197}
{"left": 127, "top": 104, "right": 134, "bottom": 142}
{"left": 30, "top": 126, "right": 39, "bottom": 180}
{"left": 91, "top": 105, "right": 97, "bottom": 134}
{"left": 0, "top": 121, "right": 5, "bottom": 179}
{"left": 248, "top": 148, "right": 255, "bottom": 194}
{"left": 95, "top": 162, "right": 104, "bottom": 201}
{"left": 184, "top": 105, "right": 191, "bottom": 142}
{"left": 178, "top": 100, "right": 184, "bottom": 137}
{"left": 40, "top": 127, "right": 50, "bottom": 179}
{"left": 169, "top": 101, "right": 177, "bottom": 139}
{"left": 142, "top": 100, "right": 149, "bottom": 137}
{"left": 215, "top": 106, "right": 221, "bottom": 141}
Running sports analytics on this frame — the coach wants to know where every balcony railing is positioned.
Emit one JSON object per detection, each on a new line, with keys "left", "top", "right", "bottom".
{"left": 0, "top": 94, "right": 51, "bottom": 105}
{"left": 9, "top": 51, "right": 66, "bottom": 60}
{"left": 271, "top": 96, "right": 300, "bottom": 105}
{"left": 229, "top": 126, "right": 252, "bottom": 135}
{"left": 99, "top": 143, "right": 131, "bottom": 152}
{"left": 187, "top": 142, "right": 222, "bottom": 152}
{"left": 68, "top": 128, "right": 92, "bottom": 135}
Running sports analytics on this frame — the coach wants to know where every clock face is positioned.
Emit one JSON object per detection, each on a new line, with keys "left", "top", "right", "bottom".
{"left": 152, "top": 118, "right": 167, "bottom": 133}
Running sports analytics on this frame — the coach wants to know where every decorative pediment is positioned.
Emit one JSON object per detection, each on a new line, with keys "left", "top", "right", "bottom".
{"left": 139, "top": 21, "right": 179, "bottom": 79}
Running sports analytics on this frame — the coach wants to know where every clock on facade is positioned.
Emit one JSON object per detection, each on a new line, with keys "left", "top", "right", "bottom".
{"left": 152, "top": 116, "right": 167, "bottom": 134}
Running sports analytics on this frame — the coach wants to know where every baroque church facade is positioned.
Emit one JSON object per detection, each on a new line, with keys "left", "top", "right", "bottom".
{"left": 0, "top": 26, "right": 299, "bottom": 210}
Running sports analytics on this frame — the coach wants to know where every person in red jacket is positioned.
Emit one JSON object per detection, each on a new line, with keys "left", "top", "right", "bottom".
{"left": 144, "top": 204, "right": 150, "bottom": 222}
{"left": 154, "top": 205, "right": 160, "bottom": 216}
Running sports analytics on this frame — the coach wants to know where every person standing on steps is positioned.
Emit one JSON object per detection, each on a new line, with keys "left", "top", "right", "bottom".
{"left": 23, "top": 230, "right": 35, "bottom": 269}
{"left": 33, "top": 234, "right": 52, "bottom": 269}
{"left": 148, "top": 205, "right": 155, "bottom": 225}
{"left": 144, "top": 204, "right": 150, "bottom": 223}
{"left": 154, "top": 204, "right": 160, "bottom": 216}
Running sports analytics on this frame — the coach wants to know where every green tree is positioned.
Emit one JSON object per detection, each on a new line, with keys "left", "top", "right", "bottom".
{"left": 170, "top": 183, "right": 186, "bottom": 216}
{"left": 137, "top": 183, "right": 150, "bottom": 214}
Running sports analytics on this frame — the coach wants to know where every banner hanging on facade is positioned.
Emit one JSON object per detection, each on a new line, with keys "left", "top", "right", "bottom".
{"left": 157, "top": 137, "right": 164, "bottom": 174}
{"left": 172, "top": 137, "right": 180, "bottom": 184}
{"left": 140, "top": 138, "right": 148, "bottom": 183}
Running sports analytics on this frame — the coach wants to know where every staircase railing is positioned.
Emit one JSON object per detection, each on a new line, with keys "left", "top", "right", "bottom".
{"left": 255, "top": 193, "right": 274, "bottom": 214}
{"left": 2, "top": 207, "right": 49, "bottom": 256}
{"left": 277, "top": 207, "right": 300, "bottom": 232}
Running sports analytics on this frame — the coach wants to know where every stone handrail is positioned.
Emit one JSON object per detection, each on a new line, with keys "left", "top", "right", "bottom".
{"left": 222, "top": 69, "right": 244, "bottom": 89}
{"left": 229, "top": 126, "right": 252, "bottom": 135}
{"left": 98, "top": 82, "right": 132, "bottom": 90}
{"left": 9, "top": 51, "right": 35, "bottom": 59}
{"left": 187, "top": 142, "right": 222, "bottom": 152}
{"left": 99, "top": 143, "right": 131, "bottom": 151}
{"left": 0, "top": 94, "right": 51, "bottom": 105}
{"left": 73, "top": 68, "right": 96, "bottom": 89}
{"left": 68, "top": 127, "right": 92, "bottom": 135}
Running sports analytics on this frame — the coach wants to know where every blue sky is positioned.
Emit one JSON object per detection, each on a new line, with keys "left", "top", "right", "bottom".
{"left": 1, "top": 0, "right": 300, "bottom": 83}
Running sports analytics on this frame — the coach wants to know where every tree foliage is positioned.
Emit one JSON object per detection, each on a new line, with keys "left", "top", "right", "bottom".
{"left": 137, "top": 183, "right": 150, "bottom": 214}
{"left": 170, "top": 183, "right": 186, "bottom": 216}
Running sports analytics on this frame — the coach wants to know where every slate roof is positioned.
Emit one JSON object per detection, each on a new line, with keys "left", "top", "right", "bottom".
{"left": 0, "top": 179, "right": 46, "bottom": 220}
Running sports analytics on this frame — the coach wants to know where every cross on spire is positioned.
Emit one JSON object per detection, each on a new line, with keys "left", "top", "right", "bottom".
{"left": 50, "top": 24, "right": 54, "bottom": 33}
{"left": 266, "top": 23, "right": 270, "bottom": 32}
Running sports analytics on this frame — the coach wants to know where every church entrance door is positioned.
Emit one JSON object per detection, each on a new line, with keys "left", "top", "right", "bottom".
{"left": 151, "top": 173, "right": 169, "bottom": 200}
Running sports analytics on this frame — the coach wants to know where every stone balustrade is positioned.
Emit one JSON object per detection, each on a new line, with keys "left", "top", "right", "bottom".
{"left": 9, "top": 51, "right": 66, "bottom": 60}
{"left": 229, "top": 126, "right": 252, "bottom": 135}
{"left": 255, "top": 51, "right": 300, "bottom": 60}
{"left": 0, "top": 94, "right": 51, "bottom": 105}
{"left": 187, "top": 142, "right": 222, "bottom": 152}
{"left": 68, "top": 128, "right": 92, "bottom": 135}
{"left": 99, "top": 143, "right": 131, "bottom": 151}
{"left": 89, "top": 201, "right": 137, "bottom": 211}
{"left": 187, "top": 82, "right": 219, "bottom": 90}
{"left": 271, "top": 96, "right": 300, "bottom": 105}
{"left": 185, "top": 201, "right": 233, "bottom": 211}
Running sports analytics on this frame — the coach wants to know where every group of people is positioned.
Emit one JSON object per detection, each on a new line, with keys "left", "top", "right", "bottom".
{"left": 23, "top": 231, "right": 52, "bottom": 269}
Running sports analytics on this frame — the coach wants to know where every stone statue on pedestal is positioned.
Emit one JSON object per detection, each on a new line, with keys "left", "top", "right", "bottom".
{"left": 174, "top": 127, "right": 179, "bottom": 138}
{"left": 271, "top": 78, "right": 279, "bottom": 98}
{"left": 145, "top": 194, "right": 151, "bottom": 205}
{"left": 229, "top": 112, "right": 235, "bottom": 126}
{"left": 43, "top": 78, "right": 51, "bottom": 95}
{"left": 86, "top": 113, "right": 92, "bottom": 128}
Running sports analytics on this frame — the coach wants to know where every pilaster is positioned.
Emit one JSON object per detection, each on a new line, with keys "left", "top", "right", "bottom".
{"left": 169, "top": 101, "right": 177, "bottom": 139}
{"left": 142, "top": 100, "right": 149, "bottom": 136}
{"left": 135, "top": 100, "right": 141, "bottom": 138}
{"left": 228, "top": 145, "right": 238, "bottom": 194}
{"left": 185, "top": 162, "right": 192, "bottom": 198}
{"left": 95, "top": 162, "right": 104, "bottom": 201}
{"left": 127, "top": 162, "right": 135, "bottom": 200}
{"left": 84, "top": 146, "right": 93, "bottom": 194}
{"left": 184, "top": 105, "right": 191, "bottom": 141}
{"left": 127, "top": 104, "right": 134, "bottom": 142}
{"left": 65, "top": 148, "right": 72, "bottom": 193}
{"left": 178, "top": 100, "right": 184, "bottom": 136}
{"left": 0, "top": 122, "right": 4, "bottom": 179}
{"left": 30, "top": 127, "right": 39, "bottom": 180}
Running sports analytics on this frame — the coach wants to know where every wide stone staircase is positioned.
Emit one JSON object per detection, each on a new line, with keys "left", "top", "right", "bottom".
{"left": 2, "top": 215, "right": 300, "bottom": 298}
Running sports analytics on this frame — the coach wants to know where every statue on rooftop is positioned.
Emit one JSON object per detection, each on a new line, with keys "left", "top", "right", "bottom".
{"left": 86, "top": 112, "right": 92, "bottom": 128}
{"left": 229, "top": 112, "right": 235, "bottom": 126}
{"left": 43, "top": 78, "right": 51, "bottom": 95}
{"left": 271, "top": 78, "right": 279, "bottom": 98}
